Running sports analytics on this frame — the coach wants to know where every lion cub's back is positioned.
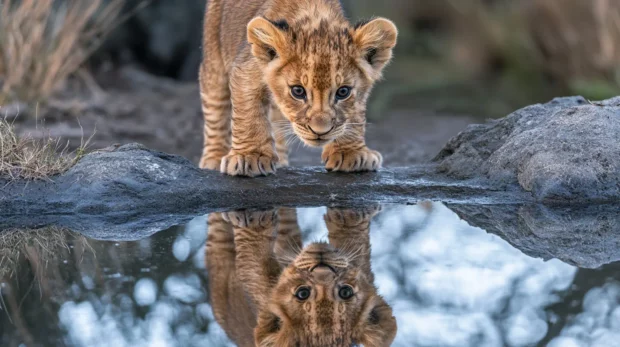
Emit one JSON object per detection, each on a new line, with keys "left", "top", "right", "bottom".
{"left": 204, "top": 0, "right": 267, "bottom": 68}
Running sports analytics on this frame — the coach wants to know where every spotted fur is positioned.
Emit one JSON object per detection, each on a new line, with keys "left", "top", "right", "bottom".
{"left": 199, "top": 0, "right": 398, "bottom": 176}
{"left": 205, "top": 207, "right": 396, "bottom": 347}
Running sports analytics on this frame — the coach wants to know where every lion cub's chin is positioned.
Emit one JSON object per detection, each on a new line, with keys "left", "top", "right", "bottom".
{"left": 300, "top": 137, "right": 333, "bottom": 147}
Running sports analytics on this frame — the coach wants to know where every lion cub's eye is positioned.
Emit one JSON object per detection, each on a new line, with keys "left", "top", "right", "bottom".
{"left": 295, "top": 287, "right": 311, "bottom": 301}
{"left": 335, "top": 86, "right": 352, "bottom": 101}
{"left": 338, "top": 285, "right": 355, "bottom": 300}
{"left": 290, "top": 85, "right": 307, "bottom": 100}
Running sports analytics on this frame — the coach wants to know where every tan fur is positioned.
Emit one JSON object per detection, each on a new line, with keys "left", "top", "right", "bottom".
{"left": 205, "top": 207, "right": 396, "bottom": 346}
{"left": 199, "top": 0, "right": 398, "bottom": 176}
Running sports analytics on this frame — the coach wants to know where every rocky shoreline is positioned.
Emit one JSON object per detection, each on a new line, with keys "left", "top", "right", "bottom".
{"left": 1, "top": 143, "right": 533, "bottom": 239}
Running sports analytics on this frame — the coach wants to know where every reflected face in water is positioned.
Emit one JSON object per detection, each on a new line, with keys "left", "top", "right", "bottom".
{"left": 207, "top": 207, "right": 396, "bottom": 347}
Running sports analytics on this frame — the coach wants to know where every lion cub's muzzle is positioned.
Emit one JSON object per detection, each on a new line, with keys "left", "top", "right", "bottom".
{"left": 295, "top": 243, "right": 349, "bottom": 271}
{"left": 293, "top": 123, "right": 346, "bottom": 147}
{"left": 310, "top": 264, "right": 337, "bottom": 283}
{"left": 308, "top": 116, "right": 334, "bottom": 137}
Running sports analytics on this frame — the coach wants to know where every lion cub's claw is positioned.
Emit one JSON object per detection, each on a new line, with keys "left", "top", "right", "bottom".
{"left": 322, "top": 147, "right": 382, "bottom": 172}
{"left": 222, "top": 210, "right": 277, "bottom": 228}
{"left": 220, "top": 152, "right": 278, "bottom": 177}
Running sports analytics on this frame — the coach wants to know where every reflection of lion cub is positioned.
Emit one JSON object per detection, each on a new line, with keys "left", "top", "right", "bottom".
{"left": 205, "top": 207, "right": 396, "bottom": 346}
{"left": 199, "top": 0, "right": 397, "bottom": 176}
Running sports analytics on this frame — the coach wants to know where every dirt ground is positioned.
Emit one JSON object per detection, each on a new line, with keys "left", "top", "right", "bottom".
{"left": 7, "top": 67, "right": 476, "bottom": 168}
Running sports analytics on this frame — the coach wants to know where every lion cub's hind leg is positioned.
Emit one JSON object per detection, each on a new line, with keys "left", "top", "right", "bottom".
{"left": 199, "top": 59, "right": 232, "bottom": 170}
{"left": 205, "top": 213, "right": 235, "bottom": 324}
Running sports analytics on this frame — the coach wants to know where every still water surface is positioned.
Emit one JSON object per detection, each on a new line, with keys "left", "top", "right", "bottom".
{"left": 1, "top": 203, "right": 619, "bottom": 347}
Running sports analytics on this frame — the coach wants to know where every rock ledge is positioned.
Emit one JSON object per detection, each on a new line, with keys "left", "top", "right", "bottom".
{"left": 1, "top": 143, "right": 529, "bottom": 239}
{"left": 435, "top": 96, "right": 620, "bottom": 202}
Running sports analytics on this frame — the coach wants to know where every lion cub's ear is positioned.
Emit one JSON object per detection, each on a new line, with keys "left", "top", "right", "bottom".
{"left": 353, "top": 18, "right": 398, "bottom": 80}
{"left": 247, "top": 17, "right": 289, "bottom": 62}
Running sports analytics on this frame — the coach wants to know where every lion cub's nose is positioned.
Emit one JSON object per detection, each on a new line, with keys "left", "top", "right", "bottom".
{"left": 308, "top": 117, "right": 333, "bottom": 136}
{"left": 312, "top": 265, "right": 336, "bottom": 283}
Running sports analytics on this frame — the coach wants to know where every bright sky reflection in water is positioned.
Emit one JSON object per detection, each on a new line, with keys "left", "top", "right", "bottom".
{"left": 1, "top": 203, "right": 619, "bottom": 347}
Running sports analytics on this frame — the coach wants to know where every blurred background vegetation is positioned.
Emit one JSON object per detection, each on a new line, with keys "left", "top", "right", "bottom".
{"left": 1, "top": 0, "right": 620, "bottom": 119}
{"left": 343, "top": 0, "right": 620, "bottom": 117}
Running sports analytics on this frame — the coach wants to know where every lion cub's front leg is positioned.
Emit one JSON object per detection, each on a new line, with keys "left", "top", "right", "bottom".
{"left": 222, "top": 209, "right": 280, "bottom": 309}
{"left": 220, "top": 65, "right": 279, "bottom": 177}
{"left": 322, "top": 124, "right": 382, "bottom": 172}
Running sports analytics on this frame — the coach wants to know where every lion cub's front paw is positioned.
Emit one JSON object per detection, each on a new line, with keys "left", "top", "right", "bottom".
{"left": 222, "top": 210, "right": 277, "bottom": 229}
{"left": 199, "top": 156, "right": 221, "bottom": 170}
{"left": 325, "top": 205, "right": 382, "bottom": 227}
{"left": 322, "top": 147, "right": 383, "bottom": 172}
{"left": 220, "top": 151, "right": 278, "bottom": 177}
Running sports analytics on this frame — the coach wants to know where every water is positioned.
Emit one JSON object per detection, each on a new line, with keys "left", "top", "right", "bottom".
{"left": 1, "top": 203, "right": 619, "bottom": 347}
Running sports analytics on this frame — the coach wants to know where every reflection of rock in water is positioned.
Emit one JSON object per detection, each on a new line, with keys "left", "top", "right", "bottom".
{"left": 450, "top": 204, "right": 620, "bottom": 268}
{"left": 205, "top": 207, "right": 396, "bottom": 347}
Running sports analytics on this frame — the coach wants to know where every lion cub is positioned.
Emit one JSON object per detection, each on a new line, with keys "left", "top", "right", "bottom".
{"left": 206, "top": 207, "right": 396, "bottom": 346}
{"left": 199, "top": 0, "right": 398, "bottom": 176}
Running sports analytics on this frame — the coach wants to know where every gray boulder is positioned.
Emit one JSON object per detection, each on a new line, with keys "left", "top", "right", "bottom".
{"left": 435, "top": 96, "right": 620, "bottom": 202}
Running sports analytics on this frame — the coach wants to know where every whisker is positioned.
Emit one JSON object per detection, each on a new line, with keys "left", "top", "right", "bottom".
{"left": 285, "top": 134, "right": 298, "bottom": 148}
{"left": 272, "top": 125, "right": 293, "bottom": 132}
{"left": 286, "top": 236, "right": 303, "bottom": 254}
{"left": 343, "top": 246, "right": 362, "bottom": 261}
{"left": 273, "top": 127, "right": 295, "bottom": 141}
{"left": 275, "top": 131, "right": 294, "bottom": 141}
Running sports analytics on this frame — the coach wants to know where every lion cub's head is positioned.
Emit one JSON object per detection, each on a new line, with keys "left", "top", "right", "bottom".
{"left": 246, "top": 14, "right": 398, "bottom": 146}
{"left": 255, "top": 242, "right": 396, "bottom": 347}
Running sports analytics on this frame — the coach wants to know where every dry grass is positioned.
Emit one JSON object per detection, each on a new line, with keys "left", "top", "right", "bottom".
{"left": 0, "top": 0, "right": 124, "bottom": 104}
{"left": 0, "top": 225, "right": 95, "bottom": 345}
{"left": 527, "top": 0, "right": 620, "bottom": 80}
{"left": 0, "top": 226, "right": 73, "bottom": 279}
{"left": 348, "top": 0, "right": 620, "bottom": 100}
{"left": 436, "top": 0, "right": 620, "bottom": 95}
{"left": 0, "top": 225, "right": 94, "bottom": 345}
{"left": 526, "top": 0, "right": 620, "bottom": 96}
{"left": 0, "top": 117, "right": 88, "bottom": 180}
